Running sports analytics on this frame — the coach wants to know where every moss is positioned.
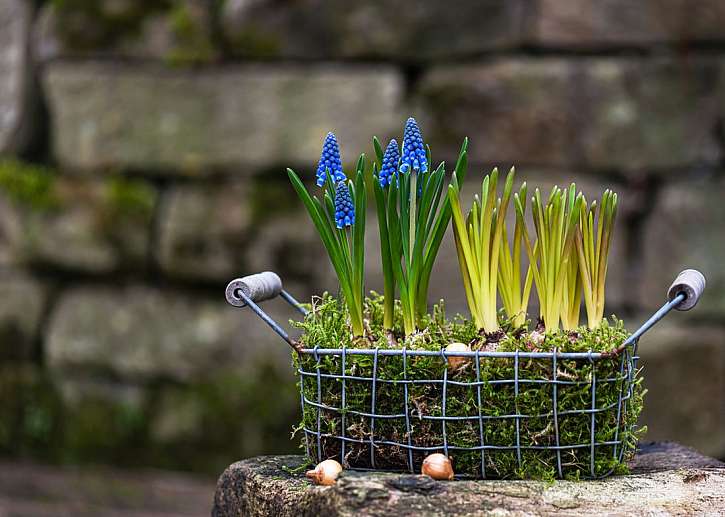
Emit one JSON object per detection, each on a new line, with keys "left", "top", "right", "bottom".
{"left": 104, "top": 177, "right": 156, "bottom": 221}
{"left": 0, "top": 159, "right": 58, "bottom": 211}
{"left": 147, "top": 364, "right": 300, "bottom": 474}
{"left": 228, "top": 27, "right": 282, "bottom": 58}
{"left": 165, "top": 2, "right": 215, "bottom": 66}
{"left": 0, "top": 360, "right": 298, "bottom": 474}
{"left": 61, "top": 397, "right": 149, "bottom": 465}
{"left": 0, "top": 365, "right": 65, "bottom": 460}
{"left": 292, "top": 293, "right": 646, "bottom": 480}
{"left": 250, "top": 176, "right": 301, "bottom": 224}
{"left": 52, "top": 0, "right": 172, "bottom": 50}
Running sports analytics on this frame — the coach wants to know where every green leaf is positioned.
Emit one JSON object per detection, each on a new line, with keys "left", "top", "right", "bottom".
{"left": 373, "top": 136, "right": 384, "bottom": 164}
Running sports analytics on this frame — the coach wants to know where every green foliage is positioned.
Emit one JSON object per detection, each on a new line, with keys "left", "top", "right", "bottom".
{"left": 292, "top": 294, "right": 645, "bottom": 480}
{"left": 498, "top": 176, "right": 533, "bottom": 328}
{"left": 165, "top": 2, "right": 216, "bottom": 66}
{"left": 51, "top": 0, "right": 171, "bottom": 50}
{"left": 517, "top": 184, "right": 584, "bottom": 331}
{"left": 576, "top": 191, "right": 618, "bottom": 329}
{"left": 288, "top": 160, "right": 367, "bottom": 336}
{"left": 448, "top": 167, "right": 514, "bottom": 333}
{"left": 0, "top": 159, "right": 57, "bottom": 210}
{"left": 104, "top": 177, "right": 156, "bottom": 220}
{"left": 371, "top": 135, "right": 469, "bottom": 335}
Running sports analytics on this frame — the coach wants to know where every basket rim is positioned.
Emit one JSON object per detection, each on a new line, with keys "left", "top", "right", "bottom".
{"left": 298, "top": 343, "right": 636, "bottom": 361}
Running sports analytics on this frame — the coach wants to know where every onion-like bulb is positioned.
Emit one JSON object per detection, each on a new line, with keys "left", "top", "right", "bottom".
{"left": 445, "top": 342, "right": 470, "bottom": 369}
{"left": 421, "top": 453, "right": 454, "bottom": 480}
{"left": 306, "top": 459, "right": 343, "bottom": 485}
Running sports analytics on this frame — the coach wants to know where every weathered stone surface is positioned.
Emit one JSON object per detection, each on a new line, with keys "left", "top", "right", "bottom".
{"left": 212, "top": 444, "right": 725, "bottom": 516}
{"left": 44, "top": 62, "right": 404, "bottom": 173}
{"left": 222, "top": 0, "right": 524, "bottom": 59}
{"left": 635, "top": 322, "right": 725, "bottom": 459}
{"left": 416, "top": 59, "right": 581, "bottom": 168}
{"left": 33, "top": 0, "right": 215, "bottom": 64}
{"left": 0, "top": 0, "right": 34, "bottom": 155}
{"left": 578, "top": 58, "right": 722, "bottom": 171}
{"left": 532, "top": 0, "right": 725, "bottom": 47}
{"left": 157, "top": 178, "right": 331, "bottom": 287}
{"left": 157, "top": 181, "right": 253, "bottom": 280}
{"left": 0, "top": 175, "right": 156, "bottom": 273}
{"left": 0, "top": 189, "right": 24, "bottom": 268}
{"left": 416, "top": 58, "right": 722, "bottom": 172}
{"left": 639, "top": 177, "right": 725, "bottom": 316}
{"left": 46, "top": 285, "right": 301, "bottom": 383}
{"left": 0, "top": 272, "right": 46, "bottom": 361}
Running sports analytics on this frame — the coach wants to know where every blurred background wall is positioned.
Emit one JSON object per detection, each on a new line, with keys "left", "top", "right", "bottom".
{"left": 0, "top": 0, "right": 724, "bottom": 479}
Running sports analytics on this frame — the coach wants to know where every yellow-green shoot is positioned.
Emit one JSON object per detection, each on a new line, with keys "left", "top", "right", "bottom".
{"left": 516, "top": 184, "right": 583, "bottom": 331}
{"left": 498, "top": 178, "right": 533, "bottom": 328}
{"left": 449, "top": 167, "right": 514, "bottom": 333}
{"left": 576, "top": 190, "right": 618, "bottom": 328}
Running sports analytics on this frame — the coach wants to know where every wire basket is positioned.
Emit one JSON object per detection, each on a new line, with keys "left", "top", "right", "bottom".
{"left": 225, "top": 269, "right": 705, "bottom": 479}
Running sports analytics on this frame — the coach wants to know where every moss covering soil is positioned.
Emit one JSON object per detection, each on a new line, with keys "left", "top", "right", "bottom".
{"left": 292, "top": 293, "right": 646, "bottom": 480}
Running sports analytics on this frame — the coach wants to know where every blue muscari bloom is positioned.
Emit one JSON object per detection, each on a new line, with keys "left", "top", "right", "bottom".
{"left": 378, "top": 139, "right": 400, "bottom": 188}
{"left": 316, "top": 132, "right": 346, "bottom": 187}
{"left": 334, "top": 181, "right": 355, "bottom": 229}
{"left": 399, "top": 117, "right": 428, "bottom": 175}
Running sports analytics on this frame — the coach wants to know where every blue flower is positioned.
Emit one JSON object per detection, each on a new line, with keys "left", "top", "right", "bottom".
{"left": 399, "top": 117, "right": 428, "bottom": 175}
{"left": 334, "top": 181, "right": 355, "bottom": 229}
{"left": 316, "top": 132, "right": 346, "bottom": 187}
{"left": 378, "top": 139, "right": 400, "bottom": 188}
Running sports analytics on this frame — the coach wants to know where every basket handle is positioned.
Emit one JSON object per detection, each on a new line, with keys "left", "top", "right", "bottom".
{"left": 225, "top": 271, "right": 283, "bottom": 307}
{"left": 225, "top": 271, "right": 307, "bottom": 353}
{"left": 667, "top": 269, "right": 706, "bottom": 311}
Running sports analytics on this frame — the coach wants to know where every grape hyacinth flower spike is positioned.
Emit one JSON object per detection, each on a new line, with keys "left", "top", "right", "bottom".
{"left": 378, "top": 139, "right": 400, "bottom": 188}
{"left": 316, "top": 132, "right": 346, "bottom": 187}
{"left": 399, "top": 117, "right": 428, "bottom": 175}
{"left": 334, "top": 181, "right": 355, "bottom": 229}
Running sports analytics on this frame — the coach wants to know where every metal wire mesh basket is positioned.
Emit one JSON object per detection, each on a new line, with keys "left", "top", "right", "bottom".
{"left": 225, "top": 269, "right": 705, "bottom": 479}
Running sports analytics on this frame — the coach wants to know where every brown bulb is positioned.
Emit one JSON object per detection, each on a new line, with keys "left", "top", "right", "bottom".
{"left": 421, "top": 453, "right": 454, "bottom": 480}
{"left": 306, "top": 459, "right": 343, "bottom": 486}
{"left": 445, "top": 342, "right": 470, "bottom": 369}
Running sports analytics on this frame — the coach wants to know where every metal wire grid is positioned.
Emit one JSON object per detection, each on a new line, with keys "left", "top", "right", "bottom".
{"left": 298, "top": 343, "right": 640, "bottom": 479}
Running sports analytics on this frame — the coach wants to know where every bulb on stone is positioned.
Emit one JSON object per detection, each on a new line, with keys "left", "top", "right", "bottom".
{"left": 421, "top": 453, "right": 454, "bottom": 480}
{"left": 306, "top": 459, "right": 343, "bottom": 486}
{"left": 445, "top": 342, "right": 470, "bottom": 369}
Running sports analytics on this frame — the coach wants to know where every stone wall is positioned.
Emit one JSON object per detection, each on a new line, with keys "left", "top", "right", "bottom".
{"left": 1, "top": 0, "right": 724, "bottom": 473}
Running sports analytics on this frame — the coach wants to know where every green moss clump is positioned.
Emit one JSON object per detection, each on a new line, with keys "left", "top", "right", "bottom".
{"left": 165, "top": 2, "right": 215, "bottom": 66}
{"left": 104, "top": 177, "right": 156, "bottom": 221}
{"left": 0, "top": 159, "right": 58, "bottom": 210}
{"left": 250, "top": 176, "right": 301, "bottom": 224}
{"left": 0, "top": 366, "right": 65, "bottom": 460}
{"left": 292, "top": 293, "right": 646, "bottom": 480}
{"left": 52, "top": 0, "right": 172, "bottom": 50}
{"left": 227, "top": 27, "right": 282, "bottom": 58}
{"left": 147, "top": 364, "right": 300, "bottom": 474}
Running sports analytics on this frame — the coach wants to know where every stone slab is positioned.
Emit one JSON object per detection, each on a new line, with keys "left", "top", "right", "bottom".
{"left": 45, "top": 284, "right": 301, "bottom": 383}
{"left": 212, "top": 443, "right": 725, "bottom": 516}
{"left": 532, "top": 0, "right": 725, "bottom": 47}
{"left": 0, "top": 0, "right": 33, "bottom": 155}
{"left": 639, "top": 176, "right": 725, "bottom": 317}
{"left": 415, "top": 58, "right": 722, "bottom": 172}
{"left": 44, "top": 62, "right": 404, "bottom": 173}
{"left": 222, "top": 0, "right": 524, "bottom": 59}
